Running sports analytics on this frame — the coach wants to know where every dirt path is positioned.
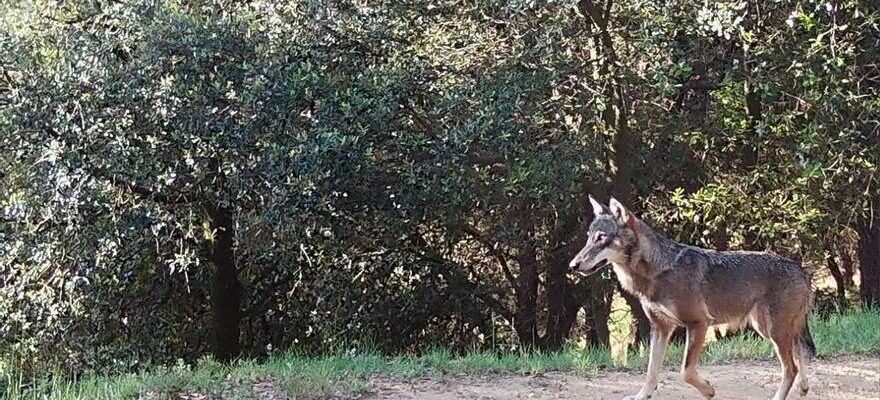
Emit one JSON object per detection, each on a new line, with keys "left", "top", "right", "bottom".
{"left": 365, "top": 356, "right": 880, "bottom": 400}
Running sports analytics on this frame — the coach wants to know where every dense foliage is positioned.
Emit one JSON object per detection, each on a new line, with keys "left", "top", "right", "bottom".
{"left": 1, "top": 0, "right": 877, "bottom": 380}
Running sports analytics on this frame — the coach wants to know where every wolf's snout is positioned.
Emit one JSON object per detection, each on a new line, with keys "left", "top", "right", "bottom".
{"left": 568, "top": 259, "right": 580, "bottom": 272}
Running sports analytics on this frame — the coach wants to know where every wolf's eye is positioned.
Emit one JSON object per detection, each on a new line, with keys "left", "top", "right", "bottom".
{"left": 595, "top": 232, "right": 607, "bottom": 242}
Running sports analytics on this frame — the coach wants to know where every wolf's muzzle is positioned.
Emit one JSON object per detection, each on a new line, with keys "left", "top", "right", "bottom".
{"left": 568, "top": 258, "right": 608, "bottom": 275}
{"left": 568, "top": 258, "right": 584, "bottom": 272}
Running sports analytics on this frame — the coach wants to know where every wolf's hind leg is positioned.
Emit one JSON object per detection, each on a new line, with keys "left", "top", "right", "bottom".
{"left": 681, "top": 321, "right": 715, "bottom": 399}
{"left": 793, "top": 341, "right": 809, "bottom": 396}
{"left": 770, "top": 332, "right": 798, "bottom": 400}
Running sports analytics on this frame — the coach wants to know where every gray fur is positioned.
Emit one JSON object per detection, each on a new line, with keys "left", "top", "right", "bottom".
{"left": 569, "top": 198, "right": 814, "bottom": 400}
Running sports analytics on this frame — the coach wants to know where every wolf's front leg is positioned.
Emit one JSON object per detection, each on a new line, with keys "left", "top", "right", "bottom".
{"left": 623, "top": 322, "right": 673, "bottom": 400}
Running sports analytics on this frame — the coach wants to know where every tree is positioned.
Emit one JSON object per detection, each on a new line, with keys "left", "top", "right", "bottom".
{"left": 2, "top": 0, "right": 878, "bottom": 378}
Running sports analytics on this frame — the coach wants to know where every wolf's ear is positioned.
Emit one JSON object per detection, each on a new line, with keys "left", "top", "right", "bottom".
{"left": 589, "top": 195, "right": 609, "bottom": 216}
{"left": 609, "top": 197, "right": 638, "bottom": 231}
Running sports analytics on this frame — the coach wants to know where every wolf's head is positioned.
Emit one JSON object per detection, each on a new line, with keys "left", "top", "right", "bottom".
{"left": 568, "top": 196, "right": 640, "bottom": 276}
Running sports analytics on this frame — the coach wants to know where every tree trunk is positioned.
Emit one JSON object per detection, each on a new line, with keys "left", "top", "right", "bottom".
{"left": 824, "top": 244, "right": 848, "bottom": 310}
{"left": 740, "top": 3, "right": 762, "bottom": 250}
{"left": 583, "top": 278, "right": 613, "bottom": 348}
{"left": 205, "top": 159, "right": 242, "bottom": 362}
{"left": 206, "top": 203, "right": 241, "bottom": 361}
{"left": 544, "top": 255, "right": 569, "bottom": 349}
{"left": 739, "top": 84, "right": 761, "bottom": 250}
{"left": 840, "top": 244, "right": 855, "bottom": 287}
{"left": 514, "top": 243, "right": 540, "bottom": 348}
{"left": 579, "top": 0, "right": 651, "bottom": 345}
{"left": 741, "top": 0, "right": 762, "bottom": 173}
{"left": 543, "top": 251, "right": 581, "bottom": 350}
{"left": 857, "top": 222, "right": 880, "bottom": 308}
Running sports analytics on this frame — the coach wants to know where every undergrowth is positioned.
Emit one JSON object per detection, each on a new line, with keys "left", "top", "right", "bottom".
{"left": 3, "top": 308, "right": 878, "bottom": 400}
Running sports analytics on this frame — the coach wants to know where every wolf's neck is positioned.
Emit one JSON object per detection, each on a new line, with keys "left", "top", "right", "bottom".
{"left": 613, "top": 220, "right": 683, "bottom": 298}
{"left": 636, "top": 221, "right": 681, "bottom": 272}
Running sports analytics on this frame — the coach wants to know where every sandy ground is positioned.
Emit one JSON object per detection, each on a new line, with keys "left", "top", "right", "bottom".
{"left": 364, "top": 356, "right": 880, "bottom": 400}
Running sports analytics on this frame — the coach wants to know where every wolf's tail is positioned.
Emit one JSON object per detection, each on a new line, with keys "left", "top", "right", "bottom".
{"left": 798, "top": 320, "right": 817, "bottom": 360}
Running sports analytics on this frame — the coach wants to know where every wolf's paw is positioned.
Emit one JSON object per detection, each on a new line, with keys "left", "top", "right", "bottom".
{"left": 701, "top": 379, "right": 715, "bottom": 399}
{"left": 796, "top": 377, "right": 809, "bottom": 396}
{"left": 798, "top": 384, "right": 809, "bottom": 396}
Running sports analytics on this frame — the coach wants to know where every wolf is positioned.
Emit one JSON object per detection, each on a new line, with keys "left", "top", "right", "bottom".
{"left": 569, "top": 197, "right": 815, "bottom": 400}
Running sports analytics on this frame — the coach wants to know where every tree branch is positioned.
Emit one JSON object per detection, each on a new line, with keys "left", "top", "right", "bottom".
{"left": 419, "top": 247, "right": 516, "bottom": 323}
{"left": 106, "top": 174, "right": 195, "bottom": 205}
{"left": 579, "top": 0, "right": 618, "bottom": 63}
{"left": 461, "top": 224, "right": 520, "bottom": 295}
{"left": 39, "top": 127, "right": 195, "bottom": 206}
{"left": 43, "top": 13, "right": 96, "bottom": 25}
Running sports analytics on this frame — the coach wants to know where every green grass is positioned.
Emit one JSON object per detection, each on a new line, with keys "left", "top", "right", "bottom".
{"left": 4, "top": 309, "right": 878, "bottom": 400}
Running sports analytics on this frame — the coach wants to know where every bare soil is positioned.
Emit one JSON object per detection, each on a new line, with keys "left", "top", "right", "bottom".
{"left": 364, "top": 356, "right": 880, "bottom": 400}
